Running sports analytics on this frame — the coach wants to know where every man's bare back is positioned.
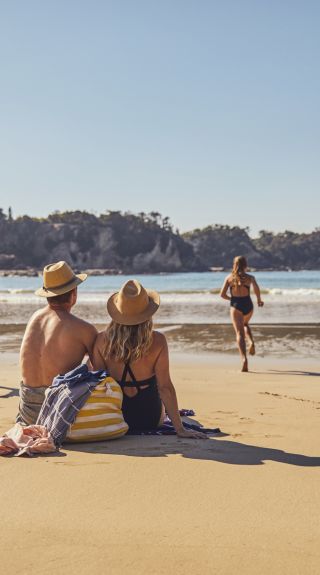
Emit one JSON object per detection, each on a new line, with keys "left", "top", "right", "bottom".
{"left": 16, "top": 261, "right": 97, "bottom": 425}
{"left": 20, "top": 305, "right": 97, "bottom": 388}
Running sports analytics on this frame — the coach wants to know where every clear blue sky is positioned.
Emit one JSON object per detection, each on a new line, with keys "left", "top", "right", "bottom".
{"left": 0, "top": 1, "right": 319, "bottom": 236}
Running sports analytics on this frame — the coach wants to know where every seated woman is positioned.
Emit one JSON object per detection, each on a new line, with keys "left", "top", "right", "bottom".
{"left": 92, "top": 279, "right": 205, "bottom": 439}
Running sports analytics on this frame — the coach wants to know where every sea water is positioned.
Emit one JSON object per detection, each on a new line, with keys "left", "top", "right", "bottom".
{"left": 0, "top": 271, "right": 320, "bottom": 325}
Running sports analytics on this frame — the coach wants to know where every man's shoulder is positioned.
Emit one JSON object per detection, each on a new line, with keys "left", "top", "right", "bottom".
{"left": 69, "top": 315, "right": 97, "bottom": 336}
{"left": 26, "top": 307, "right": 48, "bottom": 326}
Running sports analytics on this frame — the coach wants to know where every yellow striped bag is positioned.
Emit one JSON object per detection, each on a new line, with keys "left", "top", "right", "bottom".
{"left": 66, "top": 376, "right": 128, "bottom": 442}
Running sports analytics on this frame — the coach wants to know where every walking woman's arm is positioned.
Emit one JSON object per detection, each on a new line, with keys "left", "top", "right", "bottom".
{"left": 155, "top": 335, "right": 206, "bottom": 439}
{"left": 252, "top": 277, "right": 264, "bottom": 307}
{"left": 220, "top": 277, "right": 231, "bottom": 300}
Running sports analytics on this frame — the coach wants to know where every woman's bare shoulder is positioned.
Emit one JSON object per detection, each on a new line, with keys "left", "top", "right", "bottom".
{"left": 152, "top": 330, "right": 167, "bottom": 349}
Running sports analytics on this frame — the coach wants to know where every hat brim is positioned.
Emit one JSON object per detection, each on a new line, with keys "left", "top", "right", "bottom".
{"left": 107, "top": 289, "right": 160, "bottom": 325}
{"left": 35, "top": 274, "right": 88, "bottom": 298}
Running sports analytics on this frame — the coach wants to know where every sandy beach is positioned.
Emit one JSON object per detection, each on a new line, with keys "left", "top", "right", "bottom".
{"left": 2, "top": 0, "right": 320, "bottom": 571}
{"left": 1, "top": 351, "right": 320, "bottom": 575}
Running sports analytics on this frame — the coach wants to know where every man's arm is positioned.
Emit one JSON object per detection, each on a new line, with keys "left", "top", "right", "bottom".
{"left": 91, "top": 332, "right": 107, "bottom": 370}
{"left": 81, "top": 323, "right": 99, "bottom": 365}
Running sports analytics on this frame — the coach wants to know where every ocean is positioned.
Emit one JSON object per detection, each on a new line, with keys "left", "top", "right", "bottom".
{"left": 1, "top": 271, "right": 320, "bottom": 356}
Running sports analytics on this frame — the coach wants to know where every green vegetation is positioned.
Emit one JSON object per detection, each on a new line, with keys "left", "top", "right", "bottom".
{"left": 0, "top": 208, "right": 318, "bottom": 271}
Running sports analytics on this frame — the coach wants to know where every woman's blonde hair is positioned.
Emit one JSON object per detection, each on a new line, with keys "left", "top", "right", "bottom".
{"left": 232, "top": 255, "right": 248, "bottom": 286}
{"left": 104, "top": 319, "right": 154, "bottom": 363}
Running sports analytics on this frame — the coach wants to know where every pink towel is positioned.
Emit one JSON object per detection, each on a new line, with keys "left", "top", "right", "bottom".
{"left": 0, "top": 423, "right": 56, "bottom": 456}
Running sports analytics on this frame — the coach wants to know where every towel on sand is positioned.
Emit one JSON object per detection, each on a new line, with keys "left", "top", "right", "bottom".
{"left": 0, "top": 423, "right": 56, "bottom": 456}
{"left": 128, "top": 409, "right": 221, "bottom": 435}
{"left": 1, "top": 407, "right": 220, "bottom": 456}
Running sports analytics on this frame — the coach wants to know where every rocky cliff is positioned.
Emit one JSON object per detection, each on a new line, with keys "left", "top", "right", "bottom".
{"left": 0, "top": 210, "right": 203, "bottom": 273}
{"left": 0, "top": 209, "right": 319, "bottom": 272}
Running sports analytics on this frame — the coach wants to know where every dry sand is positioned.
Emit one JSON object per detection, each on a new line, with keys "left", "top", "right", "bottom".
{"left": 1, "top": 351, "right": 320, "bottom": 575}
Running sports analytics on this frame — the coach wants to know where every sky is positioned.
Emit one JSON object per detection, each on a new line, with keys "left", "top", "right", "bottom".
{"left": 0, "top": 0, "right": 319, "bottom": 236}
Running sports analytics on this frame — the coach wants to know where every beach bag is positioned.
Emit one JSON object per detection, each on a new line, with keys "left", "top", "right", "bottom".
{"left": 66, "top": 376, "right": 128, "bottom": 442}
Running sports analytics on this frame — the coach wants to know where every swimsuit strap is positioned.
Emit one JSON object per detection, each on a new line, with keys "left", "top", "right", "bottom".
{"left": 121, "top": 362, "right": 137, "bottom": 382}
{"left": 120, "top": 362, "right": 157, "bottom": 391}
{"left": 120, "top": 362, "right": 141, "bottom": 392}
{"left": 230, "top": 281, "right": 250, "bottom": 295}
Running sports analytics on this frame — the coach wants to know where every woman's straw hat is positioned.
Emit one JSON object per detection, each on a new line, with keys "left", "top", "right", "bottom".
{"left": 107, "top": 279, "right": 160, "bottom": 325}
{"left": 35, "top": 261, "right": 87, "bottom": 297}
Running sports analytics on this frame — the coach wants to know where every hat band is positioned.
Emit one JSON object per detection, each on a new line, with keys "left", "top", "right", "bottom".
{"left": 42, "top": 276, "right": 77, "bottom": 292}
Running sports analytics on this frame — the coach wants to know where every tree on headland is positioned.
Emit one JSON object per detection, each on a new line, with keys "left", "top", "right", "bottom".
{"left": 149, "top": 211, "right": 161, "bottom": 225}
{"left": 183, "top": 224, "right": 268, "bottom": 268}
{"left": 0, "top": 208, "right": 319, "bottom": 271}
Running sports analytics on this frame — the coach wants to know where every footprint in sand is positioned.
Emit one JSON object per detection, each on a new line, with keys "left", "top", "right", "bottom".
{"left": 260, "top": 391, "right": 320, "bottom": 407}
{"left": 54, "top": 461, "right": 111, "bottom": 466}
{"left": 215, "top": 411, "right": 236, "bottom": 415}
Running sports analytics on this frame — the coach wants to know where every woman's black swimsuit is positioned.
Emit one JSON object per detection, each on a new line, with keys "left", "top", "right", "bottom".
{"left": 118, "top": 363, "right": 162, "bottom": 431}
{"left": 230, "top": 284, "right": 254, "bottom": 315}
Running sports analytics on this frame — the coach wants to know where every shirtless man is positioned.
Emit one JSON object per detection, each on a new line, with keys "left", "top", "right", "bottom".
{"left": 17, "top": 261, "right": 97, "bottom": 425}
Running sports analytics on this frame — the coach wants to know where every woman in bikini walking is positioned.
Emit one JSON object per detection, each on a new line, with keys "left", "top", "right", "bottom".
{"left": 220, "top": 256, "right": 264, "bottom": 372}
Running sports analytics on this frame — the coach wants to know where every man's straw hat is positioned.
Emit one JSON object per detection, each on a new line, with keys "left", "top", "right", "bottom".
{"left": 107, "top": 279, "right": 160, "bottom": 325}
{"left": 35, "top": 261, "right": 87, "bottom": 297}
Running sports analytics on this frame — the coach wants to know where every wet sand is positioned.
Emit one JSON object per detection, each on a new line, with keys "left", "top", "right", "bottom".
{"left": 1, "top": 351, "right": 320, "bottom": 574}
{"left": 1, "top": 322, "right": 320, "bottom": 358}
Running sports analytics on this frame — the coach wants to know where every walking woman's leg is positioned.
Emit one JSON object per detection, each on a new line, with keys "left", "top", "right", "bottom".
{"left": 230, "top": 308, "right": 248, "bottom": 371}
{"left": 244, "top": 310, "right": 255, "bottom": 355}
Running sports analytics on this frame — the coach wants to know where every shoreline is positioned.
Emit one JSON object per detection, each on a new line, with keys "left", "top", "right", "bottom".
{"left": 2, "top": 348, "right": 320, "bottom": 373}
{"left": 1, "top": 322, "right": 319, "bottom": 358}
{"left": 2, "top": 267, "right": 320, "bottom": 277}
